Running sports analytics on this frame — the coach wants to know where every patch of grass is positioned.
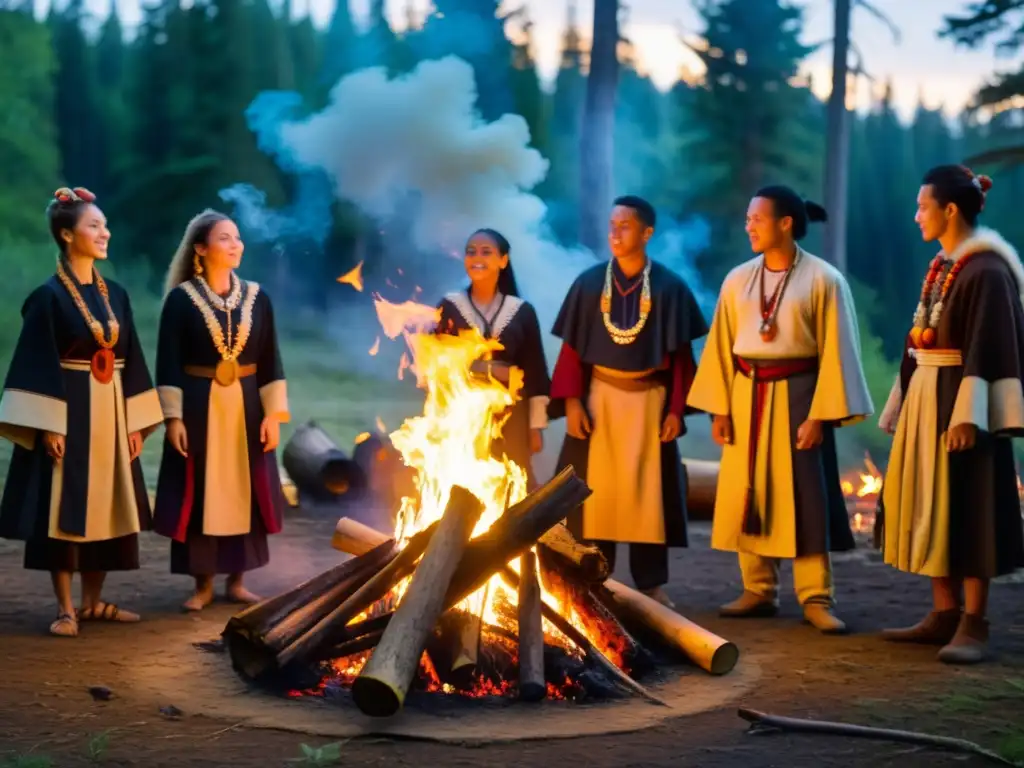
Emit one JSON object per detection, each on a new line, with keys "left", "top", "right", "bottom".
{"left": 287, "top": 741, "right": 346, "bottom": 765}
{"left": 0, "top": 756, "right": 54, "bottom": 768}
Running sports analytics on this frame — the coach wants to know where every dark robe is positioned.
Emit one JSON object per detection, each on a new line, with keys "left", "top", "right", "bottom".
{"left": 152, "top": 278, "right": 289, "bottom": 575}
{"left": 878, "top": 235, "right": 1024, "bottom": 578}
{"left": 0, "top": 273, "right": 162, "bottom": 572}
{"left": 436, "top": 290, "right": 551, "bottom": 488}
{"left": 548, "top": 258, "right": 709, "bottom": 548}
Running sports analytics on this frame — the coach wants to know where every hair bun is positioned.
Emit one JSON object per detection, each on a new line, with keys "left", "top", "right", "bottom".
{"left": 53, "top": 186, "right": 96, "bottom": 205}
{"left": 977, "top": 175, "right": 993, "bottom": 193}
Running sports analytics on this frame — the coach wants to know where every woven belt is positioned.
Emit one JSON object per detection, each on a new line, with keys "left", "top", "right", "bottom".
{"left": 184, "top": 364, "right": 257, "bottom": 379}
{"left": 60, "top": 359, "right": 124, "bottom": 371}
{"left": 910, "top": 348, "right": 962, "bottom": 368}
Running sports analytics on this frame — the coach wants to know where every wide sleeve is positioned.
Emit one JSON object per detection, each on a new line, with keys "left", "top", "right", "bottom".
{"left": 516, "top": 303, "right": 551, "bottom": 430}
{"left": 808, "top": 272, "right": 874, "bottom": 426}
{"left": 256, "top": 290, "right": 290, "bottom": 422}
{"left": 434, "top": 298, "right": 460, "bottom": 336}
{"left": 878, "top": 336, "right": 915, "bottom": 433}
{"left": 119, "top": 288, "right": 163, "bottom": 437}
{"left": 0, "top": 286, "right": 67, "bottom": 449}
{"left": 686, "top": 284, "right": 736, "bottom": 417}
{"left": 947, "top": 263, "right": 1024, "bottom": 435}
{"left": 155, "top": 289, "right": 187, "bottom": 421}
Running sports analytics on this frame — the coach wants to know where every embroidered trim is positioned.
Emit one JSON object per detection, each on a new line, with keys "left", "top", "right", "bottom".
{"left": 196, "top": 273, "right": 242, "bottom": 311}
{"left": 446, "top": 292, "right": 524, "bottom": 340}
{"left": 181, "top": 279, "right": 260, "bottom": 361}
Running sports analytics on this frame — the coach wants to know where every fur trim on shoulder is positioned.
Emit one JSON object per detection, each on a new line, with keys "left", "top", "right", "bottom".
{"left": 949, "top": 227, "right": 1024, "bottom": 307}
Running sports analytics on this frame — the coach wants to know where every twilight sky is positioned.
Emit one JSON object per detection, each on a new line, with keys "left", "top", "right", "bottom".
{"left": 76, "top": 0, "right": 1023, "bottom": 122}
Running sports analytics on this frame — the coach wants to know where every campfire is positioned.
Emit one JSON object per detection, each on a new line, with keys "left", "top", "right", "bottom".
{"left": 221, "top": 289, "right": 738, "bottom": 717}
{"left": 841, "top": 454, "right": 883, "bottom": 533}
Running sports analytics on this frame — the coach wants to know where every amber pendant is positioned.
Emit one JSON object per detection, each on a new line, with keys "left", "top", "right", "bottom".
{"left": 214, "top": 359, "right": 239, "bottom": 387}
{"left": 91, "top": 348, "right": 115, "bottom": 384}
{"left": 759, "top": 320, "right": 778, "bottom": 343}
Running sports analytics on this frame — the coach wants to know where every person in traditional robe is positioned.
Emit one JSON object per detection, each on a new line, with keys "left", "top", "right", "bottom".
{"left": 548, "top": 196, "right": 708, "bottom": 608}
{"left": 152, "top": 209, "right": 290, "bottom": 612}
{"left": 876, "top": 165, "right": 1024, "bottom": 664}
{"left": 687, "top": 185, "right": 873, "bottom": 634}
{"left": 0, "top": 187, "right": 164, "bottom": 637}
{"left": 435, "top": 229, "right": 550, "bottom": 488}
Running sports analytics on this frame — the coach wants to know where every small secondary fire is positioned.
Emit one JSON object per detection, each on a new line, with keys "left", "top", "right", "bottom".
{"left": 841, "top": 454, "right": 883, "bottom": 533}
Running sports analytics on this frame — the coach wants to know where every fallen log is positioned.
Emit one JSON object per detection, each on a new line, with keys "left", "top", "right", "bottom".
{"left": 517, "top": 550, "right": 545, "bottom": 702}
{"left": 332, "top": 517, "right": 391, "bottom": 556}
{"left": 682, "top": 458, "right": 718, "bottom": 521}
{"left": 737, "top": 708, "right": 1015, "bottom": 766}
{"left": 352, "top": 486, "right": 485, "bottom": 717}
{"left": 600, "top": 579, "right": 738, "bottom": 676}
{"left": 537, "top": 523, "right": 609, "bottom": 583}
{"left": 275, "top": 519, "right": 440, "bottom": 668}
{"left": 283, "top": 421, "right": 363, "bottom": 499}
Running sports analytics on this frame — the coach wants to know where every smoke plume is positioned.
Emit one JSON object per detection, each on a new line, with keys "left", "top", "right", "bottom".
{"left": 222, "top": 56, "right": 713, "bottom": 370}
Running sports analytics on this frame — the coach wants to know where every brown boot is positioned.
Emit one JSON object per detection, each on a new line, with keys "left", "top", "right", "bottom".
{"left": 881, "top": 609, "right": 961, "bottom": 645}
{"left": 803, "top": 603, "right": 848, "bottom": 634}
{"left": 937, "top": 614, "right": 989, "bottom": 665}
{"left": 719, "top": 591, "right": 778, "bottom": 618}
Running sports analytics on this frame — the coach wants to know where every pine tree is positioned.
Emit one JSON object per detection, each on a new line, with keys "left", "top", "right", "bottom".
{"left": 683, "top": 0, "right": 820, "bottom": 282}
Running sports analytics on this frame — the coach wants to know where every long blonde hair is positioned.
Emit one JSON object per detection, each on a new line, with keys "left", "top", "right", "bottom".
{"left": 163, "top": 209, "right": 231, "bottom": 296}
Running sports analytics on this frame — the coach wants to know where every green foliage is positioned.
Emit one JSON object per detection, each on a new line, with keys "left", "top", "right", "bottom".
{"left": 940, "top": 0, "right": 1024, "bottom": 54}
{"left": 0, "top": 756, "right": 54, "bottom": 768}
{"left": 288, "top": 741, "right": 345, "bottom": 765}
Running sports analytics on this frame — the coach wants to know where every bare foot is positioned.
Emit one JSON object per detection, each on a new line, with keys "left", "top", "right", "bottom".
{"left": 182, "top": 582, "right": 214, "bottom": 612}
{"left": 226, "top": 585, "right": 261, "bottom": 604}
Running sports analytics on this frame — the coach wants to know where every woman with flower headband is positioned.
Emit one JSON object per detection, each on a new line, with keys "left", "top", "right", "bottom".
{"left": 435, "top": 229, "right": 550, "bottom": 489}
{"left": 152, "top": 210, "right": 289, "bottom": 611}
{"left": 0, "top": 187, "right": 164, "bottom": 637}
{"left": 876, "top": 165, "right": 1024, "bottom": 664}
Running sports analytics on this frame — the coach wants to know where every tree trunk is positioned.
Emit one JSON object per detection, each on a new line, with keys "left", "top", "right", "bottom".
{"left": 823, "top": 0, "right": 852, "bottom": 272}
{"left": 578, "top": 0, "right": 620, "bottom": 254}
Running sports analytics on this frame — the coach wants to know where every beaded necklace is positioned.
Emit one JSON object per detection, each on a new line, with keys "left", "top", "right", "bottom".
{"left": 600, "top": 259, "right": 652, "bottom": 345}
{"left": 55, "top": 258, "right": 120, "bottom": 383}
{"left": 909, "top": 250, "right": 980, "bottom": 349}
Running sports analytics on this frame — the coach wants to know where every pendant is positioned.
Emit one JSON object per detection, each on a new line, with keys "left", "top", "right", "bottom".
{"left": 214, "top": 359, "right": 239, "bottom": 387}
{"left": 759, "top": 320, "right": 778, "bottom": 343}
{"left": 90, "top": 348, "right": 115, "bottom": 384}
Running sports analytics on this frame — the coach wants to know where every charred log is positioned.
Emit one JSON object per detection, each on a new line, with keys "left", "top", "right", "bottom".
{"left": 517, "top": 550, "right": 545, "bottom": 702}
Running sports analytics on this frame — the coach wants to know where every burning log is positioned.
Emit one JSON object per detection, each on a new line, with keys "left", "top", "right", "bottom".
{"left": 282, "top": 421, "right": 363, "bottom": 500}
{"left": 682, "top": 458, "right": 718, "bottom": 521}
{"left": 352, "top": 486, "right": 485, "bottom": 717}
{"left": 222, "top": 539, "right": 396, "bottom": 680}
{"left": 600, "top": 579, "right": 739, "bottom": 676}
{"left": 275, "top": 520, "right": 441, "bottom": 669}
{"left": 517, "top": 550, "right": 545, "bottom": 702}
{"left": 537, "top": 523, "right": 609, "bottom": 583}
{"left": 352, "top": 430, "right": 416, "bottom": 510}
{"left": 450, "top": 583, "right": 487, "bottom": 676}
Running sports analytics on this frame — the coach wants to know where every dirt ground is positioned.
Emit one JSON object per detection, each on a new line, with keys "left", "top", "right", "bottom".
{"left": 1, "top": 503, "right": 1023, "bottom": 768}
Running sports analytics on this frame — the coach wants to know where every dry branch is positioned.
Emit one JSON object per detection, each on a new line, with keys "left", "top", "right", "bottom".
{"left": 737, "top": 709, "right": 1015, "bottom": 765}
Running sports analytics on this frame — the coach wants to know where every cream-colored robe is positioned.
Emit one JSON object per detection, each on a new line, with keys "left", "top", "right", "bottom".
{"left": 687, "top": 250, "right": 874, "bottom": 558}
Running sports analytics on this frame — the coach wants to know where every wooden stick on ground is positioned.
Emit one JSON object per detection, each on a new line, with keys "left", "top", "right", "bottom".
{"left": 517, "top": 550, "right": 545, "bottom": 702}
{"left": 352, "top": 486, "right": 485, "bottom": 717}
{"left": 737, "top": 709, "right": 1016, "bottom": 766}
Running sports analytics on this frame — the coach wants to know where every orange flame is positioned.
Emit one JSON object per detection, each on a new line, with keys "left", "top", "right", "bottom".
{"left": 337, "top": 261, "right": 364, "bottom": 292}
{"left": 365, "top": 295, "right": 611, "bottom": 666}
{"left": 369, "top": 336, "right": 380, "bottom": 356}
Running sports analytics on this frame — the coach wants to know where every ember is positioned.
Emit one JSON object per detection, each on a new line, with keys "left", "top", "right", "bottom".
{"left": 222, "top": 294, "right": 739, "bottom": 716}
{"left": 841, "top": 453, "right": 883, "bottom": 533}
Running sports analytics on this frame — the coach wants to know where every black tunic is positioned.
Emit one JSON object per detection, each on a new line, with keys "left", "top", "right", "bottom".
{"left": 436, "top": 290, "right": 551, "bottom": 488}
{"left": 549, "top": 259, "right": 709, "bottom": 547}
{"left": 152, "top": 279, "right": 288, "bottom": 575}
{"left": 878, "top": 249, "right": 1024, "bottom": 578}
{"left": 0, "top": 274, "right": 159, "bottom": 571}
